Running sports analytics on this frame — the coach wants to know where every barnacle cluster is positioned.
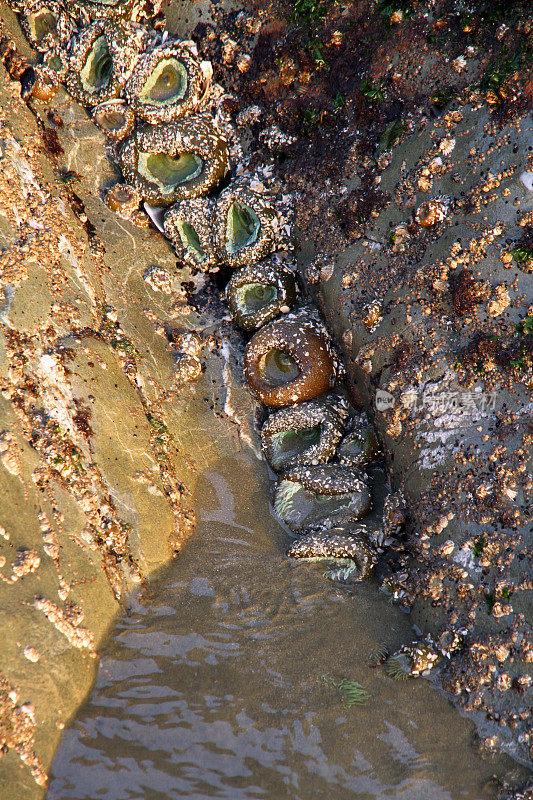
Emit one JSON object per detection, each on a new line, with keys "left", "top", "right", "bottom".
{"left": 386, "top": 636, "right": 443, "bottom": 679}
{"left": 9, "top": 0, "right": 386, "bottom": 585}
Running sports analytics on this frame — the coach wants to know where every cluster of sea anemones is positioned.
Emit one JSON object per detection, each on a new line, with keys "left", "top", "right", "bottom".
{"left": 11, "top": 0, "right": 383, "bottom": 581}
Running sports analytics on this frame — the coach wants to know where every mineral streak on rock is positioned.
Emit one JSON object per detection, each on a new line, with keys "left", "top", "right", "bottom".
{"left": 260, "top": 393, "right": 344, "bottom": 472}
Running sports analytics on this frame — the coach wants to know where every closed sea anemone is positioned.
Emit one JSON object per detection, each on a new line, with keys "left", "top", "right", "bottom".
{"left": 414, "top": 196, "right": 449, "bottom": 227}
{"left": 93, "top": 99, "right": 135, "bottom": 141}
{"left": 118, "top": 115, "right": 229, "bottom": 206}
{"left": 163, "top": 196, "right": 217, "bottom": 270}
{"left": 125, "top": 42, "right": 205, "bottom": 124}
{"left": 226, "top": 258, "right": 298, "bottom": 330}
{"left": 287, "top": 526, "right": 376, "bottom": 580}
{"left": 65, "top": 20, "right": 149, "bottom": 106}
{"left": 215, "top": 184, "right": 280, "bottom": 269}
{"left": 243, "top": 311, "right": 336, "bottom": 408}
{"left": 260, "top": 394, "right": 344, "bottom": 472}
{"left": 337, "top": 414, "right": 381, "bottom": 468}
{"left": 273, "top": 464, "right": 371, "bottom": 532}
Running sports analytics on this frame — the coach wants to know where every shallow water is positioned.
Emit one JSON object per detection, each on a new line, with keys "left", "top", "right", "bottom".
{"left": 47, "top": 448, "right": 524, "bottom": 800}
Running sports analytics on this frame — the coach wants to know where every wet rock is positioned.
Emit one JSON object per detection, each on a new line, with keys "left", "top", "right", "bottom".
{"left": 0, "top": 9, "right": 259, "bottom": 793}
{"left": 311, "top": 101, "right": 533, "bottom": 765}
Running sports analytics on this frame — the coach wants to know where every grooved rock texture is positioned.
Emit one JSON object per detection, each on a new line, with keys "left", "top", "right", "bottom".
{"left": 0, "top": 5, "right": 258, "bottom": 793}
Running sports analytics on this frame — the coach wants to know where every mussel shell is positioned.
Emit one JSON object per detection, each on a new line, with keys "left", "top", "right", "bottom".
{"left": 215, "top": 185, "right": 278, "bottom": 269}
{"left": 226, "top": 259, "right": 297, "bottom": 330}
{"left": 93, "top": 100, "right": 134, "bottom": 141}
{"left": 261, "top": 395, "right": 343, "bottom": 472}
{"left": 163, "top": 197, "right": 217, "bottom": 270}
{"left": 125, "top": 43, "right": 204, "bottom": 124}
{"left": 119, "top": 115, "right": 229, "bottom": 206}
{"left": 244, "top": 313, "right": 335, "bottom": 407}
{"left": 274, "top": 464, "right": 371, "bottom": 531}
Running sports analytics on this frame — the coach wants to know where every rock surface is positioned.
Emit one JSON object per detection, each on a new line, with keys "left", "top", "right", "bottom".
{"left": 313, "top": 101, "right": 533, "bottom": 765}
{"left": 0, "top": 5, "right": 259, "bottom": 793}
{"left": 0, "top": 0, "right": 532, "bottom": 792}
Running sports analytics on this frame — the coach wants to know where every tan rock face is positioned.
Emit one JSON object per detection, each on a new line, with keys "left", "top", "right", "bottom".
{"left": 0, "top": 8, "right": 259, "bottom": 794}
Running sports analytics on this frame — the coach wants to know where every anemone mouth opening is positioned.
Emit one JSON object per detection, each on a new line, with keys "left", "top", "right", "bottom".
{"left": 226, "top": 201, "right": 260, "bottom": 255}
{"left": 31, "top": 9, "right": 57, "bottom": 43}
{"left": 97, "top": 109, "right": 128, "bottom": 132}
{"left": 268, "top": 424, "right": 321, "bottom": 469}
{"left": 138, "top": 151, "right": 203, "bottom": 191}
{"left": 139, "top": 58, "right": 188, "bottom": 106}
{"left": 46, "top": 53, "right": 63, "bottom": 73}
{"left": 177, "top": 221, "right": 206, "bottom": 262}
{"left": 236, "top": 282, "right": 277, "bottom": 313}
{"left": 259, "top": 348, "right": 299, "bottom": 387}
{"left": 81, "top": 35, "right": 113, "bottom": 93}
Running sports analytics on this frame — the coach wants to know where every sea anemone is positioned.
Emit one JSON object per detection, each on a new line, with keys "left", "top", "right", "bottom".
{"left": 243, "top": 310, "right": 336, "bottom": 407}
{"left": 125, "top": 41, "right": 205, "bottom": 124}
{"left": 273, "top": 464, "right": 371, "bottom": 531}
{"left": 215, "top": 184, "right": 282, "bottom": 269}
{"left": 65, "top": 20, "right": 149, "bottom": 106}
{"left": 118, "top": 115, "right": 229, "bottom": 206}
{"left": 163, "top": 196, "right": 217, "bottom": 270}
{"left": 92, "top": 99, "right": 135, "bottom": 141}
{"left": 226, "top": 258, "right": 298, "bottom": 330}
{"left": 260, "top": 394, "right": 344, "bottom": 472}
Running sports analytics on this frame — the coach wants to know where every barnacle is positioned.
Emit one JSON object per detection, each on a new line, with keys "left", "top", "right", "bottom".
{"left": 93, "top": 99, "right": 135, "bottom": 141}
{"left": 65, "top": 20, "right": 149, "bottom": 106}
{"left": 387, "top": 638, "right": 442, "bottom": 678}
{"left": 119, "top": 115, "right": 229, "bottom": 206}
{"left": 215, "top": 184, "right": 280, "bottom": 269}
{"left": 243, "top": 310, "right": 336, "bottom": 407}
{"left": 261, "top": 394, "right": 344, "bottom": 472}
{"left": 287, "top": 526, "right": 376, "bottom": 580}
{"left": 226, "top": 258, "right": 298, "bottom": 330}
{"left": 337, "top": 414, "right": 381, "bottom": 468}
{"left": 273, "top": 464, "right": 371, "bottom": 532}
{"left": 414, "top": 196, "right": 449, "bottom": 227}
{"left": 163, "top": 196, "right": 217, "bottom": 270}
{"left": 19, "top": 0, "right": 73, "bottom": 51}
{"left": 125, "top": 42, "right": 206, "bottom": 124}
{"left": 63, "top": 0, "right": 159, "bottom": 22}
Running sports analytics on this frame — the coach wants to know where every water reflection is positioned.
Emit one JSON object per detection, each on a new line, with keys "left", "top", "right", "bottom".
{"left": 48, "top": 459, "right": 520, "bottom": 800}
